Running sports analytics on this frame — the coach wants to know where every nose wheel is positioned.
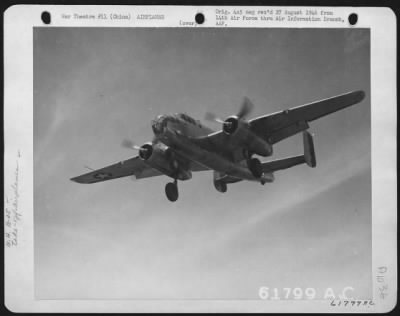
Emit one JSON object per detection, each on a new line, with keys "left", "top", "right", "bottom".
{"left": 165, "top": 179, "right": 179, "bottom": 202}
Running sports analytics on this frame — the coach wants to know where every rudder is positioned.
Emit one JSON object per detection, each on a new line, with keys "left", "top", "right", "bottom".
{"left": 303, "top": 131, "right": 316, "bottom": 168}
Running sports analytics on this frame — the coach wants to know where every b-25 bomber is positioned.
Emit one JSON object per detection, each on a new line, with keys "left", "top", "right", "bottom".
{"left": 71, "top": 90, "right": 365, "bottom": 202}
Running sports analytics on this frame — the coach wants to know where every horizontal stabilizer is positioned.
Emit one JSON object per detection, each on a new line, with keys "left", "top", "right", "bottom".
{"left": 262, "top": 155, "right": 305, "bottom": 173}
{"left": 261, "top": 131, "right": 317, "bottom": 173}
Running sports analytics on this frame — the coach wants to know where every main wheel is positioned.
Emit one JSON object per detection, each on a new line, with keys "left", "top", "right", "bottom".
{"left": 214, "top": 180, "right": 227, "bottom": 193}
{"left": 165, "top": 182, "right": 178, "bottom": 202}
{"left": 248, "top": 157, "right": 262, "bottom": 178}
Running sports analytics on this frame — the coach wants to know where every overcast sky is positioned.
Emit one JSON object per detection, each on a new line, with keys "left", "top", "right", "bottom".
{"left": 34, "top": 27, "right": 370, "bottom": 299}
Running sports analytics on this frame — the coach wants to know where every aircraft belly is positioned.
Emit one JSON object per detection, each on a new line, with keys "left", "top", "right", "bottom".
{"left": 160, "top": 130, "right": 255, "bottom": 180}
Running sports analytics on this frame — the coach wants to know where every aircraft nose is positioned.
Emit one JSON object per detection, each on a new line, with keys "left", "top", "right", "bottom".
{"left": 151, "top": 121, "right": 161, "bottom": 134}
{"left": 152, "top": 115, "right": 166, "bottom": 135}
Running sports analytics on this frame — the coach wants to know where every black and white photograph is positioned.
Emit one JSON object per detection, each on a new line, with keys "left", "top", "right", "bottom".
{"left": 34, "top": 25, "right": 372, "bottom": 299}
{"left": 4, "top": 5, "right": 397, "bottom": 313}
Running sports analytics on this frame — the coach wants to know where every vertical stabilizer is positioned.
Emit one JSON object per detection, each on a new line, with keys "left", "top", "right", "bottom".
{"left": 303, "top": 131, "right": 316, "bottom": 168}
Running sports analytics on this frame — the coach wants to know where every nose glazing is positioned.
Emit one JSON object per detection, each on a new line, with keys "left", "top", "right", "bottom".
{"left": 152, "top": 115, "right": 166, "bottom": 135}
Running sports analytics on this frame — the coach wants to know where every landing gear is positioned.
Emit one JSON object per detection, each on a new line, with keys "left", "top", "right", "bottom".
{"left": 214, "top": 180, "right": 227, "bottom": 193}
{"left": 247, "top": 157, "right": 262, "bottom": 178}
{"left": 165, "top": 180, "right": 179, "bottom": 202}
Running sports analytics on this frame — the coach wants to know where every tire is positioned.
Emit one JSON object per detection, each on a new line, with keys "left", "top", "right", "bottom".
{"left": 248, "top": 158, "right": 262, "bottom": 178}
{"left": 214, "top": 180, "right": 227, "bottom": 193}
{"left": 165, "top": 182, "right": 178, "bottom": 202}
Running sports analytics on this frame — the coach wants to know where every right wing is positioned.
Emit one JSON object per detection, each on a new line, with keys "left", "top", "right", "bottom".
{"left": 70, "top": 156, "right": 162, "bottom": 184}
{"left": 190, "top": 90, "right": 365, "bottom": 157}
{"left": 248, "top": 90, "right": 365, "bottom": 144}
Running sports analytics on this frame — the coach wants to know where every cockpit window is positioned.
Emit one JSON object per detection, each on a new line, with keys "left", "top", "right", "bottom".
{"left": 152, "top": 115, "right": 168, "bottom": 134}
{"left": 179, "top": 113, "right": 197, "bottom": 125}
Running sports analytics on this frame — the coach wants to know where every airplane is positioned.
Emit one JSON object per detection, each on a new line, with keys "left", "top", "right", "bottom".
{"left": 71, "top": 90, "right": 365, "bottom": 202}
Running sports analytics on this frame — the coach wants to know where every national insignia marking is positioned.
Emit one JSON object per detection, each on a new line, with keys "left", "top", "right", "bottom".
{"left": 94, "top": 172, "right": 112, "bottom": 179}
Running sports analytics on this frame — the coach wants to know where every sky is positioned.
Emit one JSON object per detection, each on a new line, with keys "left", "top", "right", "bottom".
{"left": 33, "top": 27, "right": 371, "bottom": 299}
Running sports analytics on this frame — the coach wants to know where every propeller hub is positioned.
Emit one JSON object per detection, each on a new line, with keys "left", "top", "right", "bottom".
{"left": 223, "top": 116, "right": 239, "bottom": 135}
{"left": 204, "top": 96, "right": 254, "bottom": 133}
{"left": 138, "top": 143, "right": 153, "bottom": 160}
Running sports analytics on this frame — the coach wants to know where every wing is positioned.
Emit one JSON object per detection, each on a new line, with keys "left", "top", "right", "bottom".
{"left": 190, "top": 161, "right": 211, "bottom": 172}
{"left": 70, "top": 156, "right": 162, "bottom": 184}
{"left": 192, "top": 90, "right": 365, "bottom": 153}
{"left": 249, "top": 90, "right": 365, "bottom": 144}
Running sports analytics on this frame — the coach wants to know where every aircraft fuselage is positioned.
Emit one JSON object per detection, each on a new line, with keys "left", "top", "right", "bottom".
{"left": 152, "top": 113, "right": 273, "bottom": 183}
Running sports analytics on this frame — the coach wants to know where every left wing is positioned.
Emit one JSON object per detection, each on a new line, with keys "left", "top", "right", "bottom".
{"left": 70, "top": 156, "right": 162, "bottom": 184}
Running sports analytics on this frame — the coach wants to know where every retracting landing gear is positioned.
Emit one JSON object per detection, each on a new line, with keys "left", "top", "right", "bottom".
{"left": 165, "top": 179, "right": 179, "bottom": 202}
{"left": 214, "top": 180, "right": 227, "bottom": 193}
{"left": 244, "top": 149, "right": 263, "bottom": 178}
{"left": 247, "top": 157, "right": 262, "bottom": 178}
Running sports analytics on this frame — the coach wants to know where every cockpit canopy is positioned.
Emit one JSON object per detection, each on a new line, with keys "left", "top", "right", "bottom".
{"left": 177, "top": 113, "right": 195, "bottom": 124}
{"left": 151, "top": 115, "right": 167, "bottom": 135}
{"left": 177, "top": 113, "right": 201, "bottom": 127}
{"left": 152, "top": 113, "right": 202, "bottom": 135}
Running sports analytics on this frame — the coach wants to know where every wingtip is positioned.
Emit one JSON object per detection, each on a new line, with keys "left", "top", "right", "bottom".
{"left": 353, "top": 90, "right": 366, "bottom": 103}
{"left": 70, "top": 177, "right": 85, "bottom": 184}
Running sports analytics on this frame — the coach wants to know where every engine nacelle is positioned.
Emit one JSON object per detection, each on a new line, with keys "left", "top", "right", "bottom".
{"left": 223, "top": 116, "right": 241, "bottom": 135}
{"left": 222, "top": 116, "right": 273, "bottom": 157}
{"left": 138, "top": 142, "right": 192, "bottom": 180}
{"left": 138, "top": 143, "right": 153, "bottom": 160}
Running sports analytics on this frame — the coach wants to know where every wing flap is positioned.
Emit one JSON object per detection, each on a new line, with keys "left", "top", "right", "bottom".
{"left": 267, "top": 120, "right": 309, "bottom": 144}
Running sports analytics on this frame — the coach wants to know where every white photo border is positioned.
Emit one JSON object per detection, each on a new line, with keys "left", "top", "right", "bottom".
{"left": 4, "top": 5, "right": 397, "bottom": 313}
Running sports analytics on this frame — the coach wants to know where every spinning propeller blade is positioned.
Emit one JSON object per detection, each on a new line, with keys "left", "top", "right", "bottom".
{"left": 237, "top": 96, "right": 254, "bottom": 119}
{"left": 204, "top": 96, "right": 254, "bottom": 123}
{"left": 121, "top": 139, "right": 141, "bottom": 150}
{"left": 204, "top": 112, "right": 224, "bottom": 123}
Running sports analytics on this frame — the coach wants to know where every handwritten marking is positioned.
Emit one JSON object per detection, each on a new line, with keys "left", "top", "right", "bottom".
{"left": 5, "top": 151, "right": 22, "bottom": 247}
{"left": 330, "top": 299, "right": 374, "bottom": 308}
{"left": 376, "top": 266, "right": 389, "bottom": 300}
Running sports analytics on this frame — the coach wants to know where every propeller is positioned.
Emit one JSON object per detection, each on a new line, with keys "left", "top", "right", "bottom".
{"left": 237, "top": 96, "right": 254, "bottom": 119}
{"left": 204, "top": 96, "right": 254, "bottom": 123}
{"left": 121, "top": 139, "right": 141, "bottom": 151}
{"left": 204, "top": 112, "right": 225, "bottom": 124}
{"left": 122, "top": 139, "right": 153, "bottom": 160}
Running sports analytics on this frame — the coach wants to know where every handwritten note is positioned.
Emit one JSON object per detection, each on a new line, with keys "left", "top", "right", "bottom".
{"left": 5, "top": 150, "right": 22, "bottom": 247}
{"left": 376, "top": 266, "right": 389, "bottom": 300}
